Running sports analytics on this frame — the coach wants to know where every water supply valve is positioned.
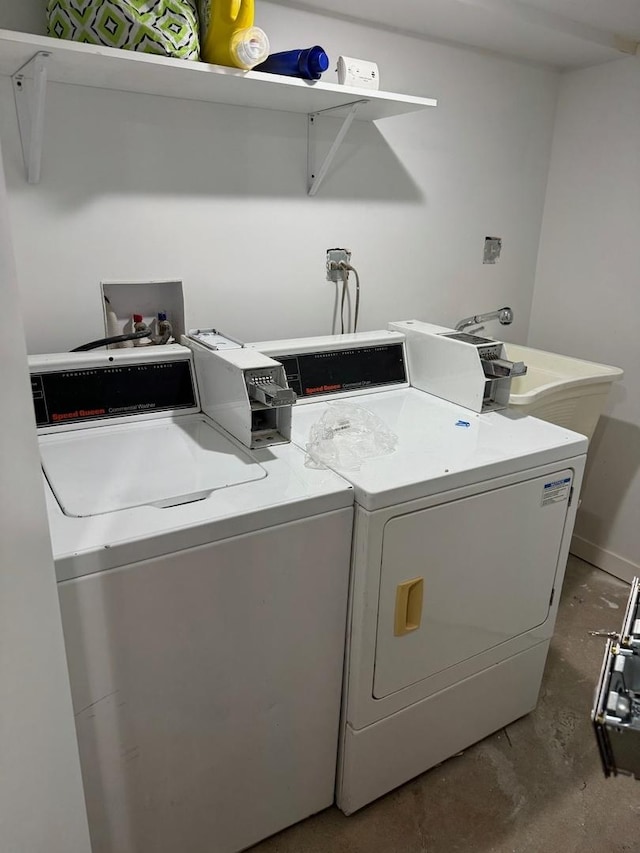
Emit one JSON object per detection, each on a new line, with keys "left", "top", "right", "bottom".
{"left": 326, "top": 248, "right": 351, "bottom": 282}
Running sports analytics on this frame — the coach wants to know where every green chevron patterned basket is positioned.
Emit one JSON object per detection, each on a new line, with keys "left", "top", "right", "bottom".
{"left": 47, "top": 0, "right": 200, "bottom": 60}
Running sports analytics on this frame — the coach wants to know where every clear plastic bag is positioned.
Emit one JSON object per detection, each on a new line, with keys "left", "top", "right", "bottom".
{"left": 305, "top": 403, "right": 398, "bottom": 471}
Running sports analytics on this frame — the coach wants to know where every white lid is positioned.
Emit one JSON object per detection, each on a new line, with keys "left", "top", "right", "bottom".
{"left": 232, "top": 27, "right": 269, "bottom": 69}
{"left": 40, "top": 415, "right": 265, "bottom": 516}
{"left": 290, "top": 388, "right": 588, "bottom": 510}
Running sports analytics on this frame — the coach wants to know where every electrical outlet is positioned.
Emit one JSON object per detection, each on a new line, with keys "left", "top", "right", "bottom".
{"left": 326, "top": 248, "right": 351, "bottom": 282}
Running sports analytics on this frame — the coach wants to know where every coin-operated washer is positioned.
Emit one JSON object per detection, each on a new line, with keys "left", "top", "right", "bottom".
{"left": 29, "top": 339, "right": 354, "bottom": 853}
{"left": 248, "top": 329, "right": 588, "bottom": 815}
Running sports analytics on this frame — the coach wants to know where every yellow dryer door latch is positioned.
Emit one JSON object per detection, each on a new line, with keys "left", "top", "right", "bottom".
{"left": 394, "top": 577, "right": 424, "bottom": 636}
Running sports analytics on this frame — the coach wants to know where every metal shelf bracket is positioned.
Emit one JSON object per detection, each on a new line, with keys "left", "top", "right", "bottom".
{"left": 307, "top": 99, "right": 369, "bottom": 196}
{"left": 12, "top": 51, "right": 50, "bottom": 184}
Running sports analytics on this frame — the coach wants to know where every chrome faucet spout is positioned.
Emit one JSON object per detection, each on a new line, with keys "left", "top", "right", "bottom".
{"left": 454, "top": 307, "right": 514, "bottom": 333}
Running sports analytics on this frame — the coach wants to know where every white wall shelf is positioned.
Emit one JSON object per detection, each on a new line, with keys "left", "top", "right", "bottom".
{"left": 0, "top": 29, "right": 436, "bottom": 192}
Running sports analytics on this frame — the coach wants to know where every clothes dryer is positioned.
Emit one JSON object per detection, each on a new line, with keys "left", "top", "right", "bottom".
{"left": 249, "top": 331, "right": 588, "bottom": 814}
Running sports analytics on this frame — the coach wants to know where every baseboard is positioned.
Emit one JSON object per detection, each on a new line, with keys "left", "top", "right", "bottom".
{"left": 571, "top": 535, "right": 639, "bottom": 584}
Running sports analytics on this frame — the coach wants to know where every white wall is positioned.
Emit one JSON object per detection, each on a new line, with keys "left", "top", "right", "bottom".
{"left": 0, "top": 2, "right": 558, "bottom": 353}
{"left": 0, "top": 141, "right": 91, "bottom": 852}
{"left": 529, "top": 56, "right": 640, "bottom": 581}
{"left": 0, "top": 0, "right": 46, "bottom": 34}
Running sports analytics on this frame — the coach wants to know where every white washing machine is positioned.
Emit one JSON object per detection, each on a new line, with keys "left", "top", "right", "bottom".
{"left": 249, "top": 331, "right": 588, "bottom": 814}
{"left": 29, "top": 344, "right": 354, "bottom": 853}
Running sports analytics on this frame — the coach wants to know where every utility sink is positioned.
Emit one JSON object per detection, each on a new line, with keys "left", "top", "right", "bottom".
{"left": 503, "top": 344, "right": 623, "bottom": 440}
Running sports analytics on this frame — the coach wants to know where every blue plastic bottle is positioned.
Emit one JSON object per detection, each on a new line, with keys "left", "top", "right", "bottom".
{"left": 255, "top": 45, "right": 329, "bottom": 80}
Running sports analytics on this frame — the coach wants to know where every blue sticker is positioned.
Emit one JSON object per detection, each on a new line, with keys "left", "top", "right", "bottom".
{"left": 455, "top": 420, "right": 470, "bottom": 428}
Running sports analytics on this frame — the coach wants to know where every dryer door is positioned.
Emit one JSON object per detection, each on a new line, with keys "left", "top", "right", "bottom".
{"left": 373, "top": 470, "right": 574, "bottom": 698}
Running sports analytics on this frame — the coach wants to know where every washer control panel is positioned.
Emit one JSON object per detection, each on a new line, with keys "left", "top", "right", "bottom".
{"left": 31, "top": 359, "right": 196, "bottom": 428}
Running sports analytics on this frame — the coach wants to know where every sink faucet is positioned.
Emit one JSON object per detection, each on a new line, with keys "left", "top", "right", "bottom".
{"left": 455, "top": 307, "right": 514, "bottom": 334}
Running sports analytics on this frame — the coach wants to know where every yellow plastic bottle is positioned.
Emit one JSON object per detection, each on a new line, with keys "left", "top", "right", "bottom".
{"left": 201, "top": 0, "right": 270, "bottom": 70}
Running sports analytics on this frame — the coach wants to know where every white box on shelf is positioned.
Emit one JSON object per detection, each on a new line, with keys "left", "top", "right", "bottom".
{"left": 337, "top": 56, "right": 380, "bottom": 90}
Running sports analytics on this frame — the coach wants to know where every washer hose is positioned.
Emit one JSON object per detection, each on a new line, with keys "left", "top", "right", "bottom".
{"left": 70, "top": 328, "right": 152, "bottom": 352}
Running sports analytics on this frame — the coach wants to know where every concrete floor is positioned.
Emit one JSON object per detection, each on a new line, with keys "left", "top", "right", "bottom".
{"left": 251, "top": 557, "right": 639, "bottom": 853}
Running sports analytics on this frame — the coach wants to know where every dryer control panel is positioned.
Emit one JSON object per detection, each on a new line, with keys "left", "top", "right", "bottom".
{"left": 272, "top": 343, "right": 407, "bottom": 399}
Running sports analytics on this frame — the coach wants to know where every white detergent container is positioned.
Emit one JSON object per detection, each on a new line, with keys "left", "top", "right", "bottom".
{"left": 28, "top": 342, "right": 354, "bottom": 853}
{"left": 248, "top": 331, "right": 587, "bottom": 814}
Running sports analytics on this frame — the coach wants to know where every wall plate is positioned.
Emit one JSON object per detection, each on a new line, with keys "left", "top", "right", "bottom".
{"left": 483, "top": 237, "right": 502, "bottom": 264}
